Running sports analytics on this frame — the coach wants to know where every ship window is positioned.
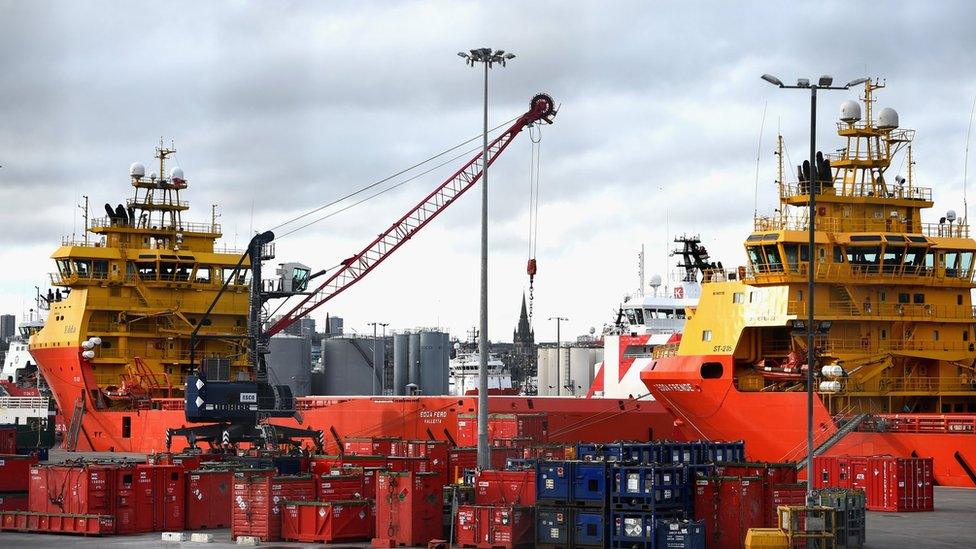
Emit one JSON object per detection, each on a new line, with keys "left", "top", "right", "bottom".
{"left": 702, "top": 330, "right": 712, "bottom": 342}
{"left": 763, "top": 246, "right": 782, "bottom": 271}
{"left": 122, "top": 416, "right": 131, "bottom": 438}
{"left": 624, "top": 309, "right": 637, "bottom": 324}
{"left": 56, "top": 259, "right": 71, "bottom": 276}
{"left": 960, "top": 252, "right": 974, "bottom": 278}
{"left": 223, "top": 268, "right": 249, "bottom": 285}
{"left": 903, "top": 247, "right": 926, "bottom": 273}
{"left": 880, "top": 329, "right": 887, "bottom": 340}
{"left": 847, "top": 246, "right": 880, "bottom": 273}
{"left": 732, "top": 292, "right": 745, "bottom": 304}
{"left": 801, "top": 246, "right": 810, "bottom": 262}
{"left": 194, "top": 266, "right": 211, "bottom": 283}
{"left": 881, "top": 246, "right": 904, "bottom": 274}
{"left": 958, "top": 294, "right": 964, "bottom": 305}
{"left": 783, "top": 245, "right": 799, "bottom": 271}
{"left": 797, "top": 290, "right": 803, "bottom": 301}
{"left": 93, "top": 260, "right": 108, "bottom": 278}
{"left": 913, "top": 293, "right": 925, "bottom": 304}
{"left": 634, "top": 309, "right": 645, "bottom": 324}
{"left": 136, "top": 261, "right": 157, "bottom": 280}
{"left": 72, "top": 260, "right": 91, "bottom": 277}
{"left": 850, "top": 235, "right": 882, "bottom": 241}
{"left": 934, "top": 330, "right": 940, "bottom": 341}
{"left": 747, "top": 234, "right": 763, "bottom": 241}
{"left": 944, "top": 251, "right": 960, "bottom": 277}
{"left": 964, "top": 330, "right": 969, "bottom": 342}
{"left": 746, "top": 246, "right": 764, "bottom": 268}
{"left": 898, "top": 293, "right": 910, "bottom": 304}
{"left": 879, "top": 291, "right": 886, "bottom": 302}
{"left": 833, "top": 246, "right": 843, "bottom": 263}
{"left": 700, "top": 362, "right": 723, "bottom": 379}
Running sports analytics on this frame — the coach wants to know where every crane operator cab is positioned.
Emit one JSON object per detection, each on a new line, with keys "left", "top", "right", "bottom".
{"left": 274, "top": 262, "right": 311, "bottom": 294}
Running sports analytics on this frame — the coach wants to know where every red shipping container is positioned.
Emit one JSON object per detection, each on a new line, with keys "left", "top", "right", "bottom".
{"left": 29, "top": 464, "right": 116, "bottom": 518}
{"left": 0, "top": 426, "right": 16, "bottom": 454}
{"left": 282, "top": 500, "right": 373, "bottom": 542}
{"left": 317, "top": 473, "right": 365, "bottom": 501}
{"left": 0, "top": 454, "right": 38, "bottom": 492}
{"left": 866, "top": 456, "right": 933, "bottom": 512}
{"left": 142, "top": 464, "right": 185, "bottom": 531}
{"left": 232, "top": 472, "right": 316, "bottom": 542}
{"left": 714, "top": 462, "right": 798, "bottom": 485}
{"left": 449, "top": 448, "right": 519, "bottom": 483}
{"left": 694, "top": 476, "right": 764, "bottom": 549}
{"left": 186, "top": 469, "right": 233, "bottom": 530}
{"left": 522, "top": 445, "right": 571, "bottom": 460}
{"left": 769, "top": 483, "right": 806, "bottom": 527}
{"left": 456, "top": 413, "right": 548, "bottom": 447}
{"left": 455, "top": 504, "right": 534, "bottom": 549}
{"left": 474, "top": 470, "right": 536, "bottom": 506}
{"left": 811, "top": 455, "right": 868, "bottom": 490}
{"left": 115, "top": 465, "right": 155, "bottom": 534}
{"left": 372, "top": 471, "right": 443, "bottom": 546}
{"left": 344, "top": 437, "right": 401, "bottom": 456}
{"left": 0, "top": 492, "right": 27, "bottom": 511}
{"left": 0, "top": 510, "right": 115, "bottom": 535}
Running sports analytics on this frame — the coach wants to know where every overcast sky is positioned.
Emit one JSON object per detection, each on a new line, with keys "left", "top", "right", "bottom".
{"left": 1, "top": 1, "right": 975, "bottom": 342}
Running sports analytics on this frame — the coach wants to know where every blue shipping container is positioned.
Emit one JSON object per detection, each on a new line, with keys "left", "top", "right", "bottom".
{"left": 612, "top": 510, "right": 681, "bottom": 549}
{"left": 537, "top": 461, "right": 609, "bottom": 505}
{"left": 536, "top": 506, "right": 570, "bottom": 545}
{"left": 656, "top": 519, "right": 705, "bottom": 549}
{"left": 575, "top": 508, "right": 607, "bottom": 547}
{"left": 612, "top": 464, "right": 689, "bottom": 511}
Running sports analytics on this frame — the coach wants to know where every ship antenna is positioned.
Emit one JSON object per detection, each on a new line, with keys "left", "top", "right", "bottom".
{"left": 754, "top": 100, "right": 768, "bottom": 218}
{"left": 964, "top": 94, "right": 976, "bottom": 225}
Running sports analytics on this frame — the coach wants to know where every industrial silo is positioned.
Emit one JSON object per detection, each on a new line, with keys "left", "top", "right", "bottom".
{"left": 439, "top": 332, "right": 451, "bottom": 394}
{"left": 267, "top": 334, "right": 312, "bottom": 397}
{"left": 536, "top": 348, "right": 550, "bottom": 396}
{"left": 569, "top": 347, "right": 596, "bottom": 396}
{"left": 393, "top": 333, "right": 409, "bottom": 395}
{"left": 320, "top": 336, "right": 376, "bottom": 395}
{"left": 408, "top": 332, "right": 421, "bottom": 389}
{"left": 419, "top": 330, "right": 448, "bottom": 396}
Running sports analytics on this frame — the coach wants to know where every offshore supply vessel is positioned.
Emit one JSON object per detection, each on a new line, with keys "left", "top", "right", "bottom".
{"left": 643, "top": 80, "right": 976, "bottom": 487}
{"left": 29, "top": 94, "right": 675, "bottom": 453}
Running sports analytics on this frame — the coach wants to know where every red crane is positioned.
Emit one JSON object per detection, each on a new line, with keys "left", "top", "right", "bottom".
{"left": 266, "top": 93, "right": 556, "bottom": 336}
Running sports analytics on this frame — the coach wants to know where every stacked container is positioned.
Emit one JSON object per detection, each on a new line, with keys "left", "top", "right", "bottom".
{"left": 281, "top": 500, "right": 373, "bottom": 543}
{"left": 231, "top": 471, "right": 316, "bottom": 542}
{"left": 535, "top": 461, "right": 610, "bottom": 549}
{"left": 813, "top": 488, "right": 866, "bottom": 548}
{"left": 372, "top": 471, "right": 443, "bottom": 546}
{"left": 186, "top": 469, "right": 234, "bottom": 530}
{"left": 813, "top": 455, "right": 933, "bottom": 512}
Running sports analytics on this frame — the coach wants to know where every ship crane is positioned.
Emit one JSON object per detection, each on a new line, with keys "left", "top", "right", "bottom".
{"left": 169, "top": 93, "right": 557, "bottom": 451}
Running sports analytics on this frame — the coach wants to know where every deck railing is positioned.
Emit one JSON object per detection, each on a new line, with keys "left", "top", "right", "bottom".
{"left": 787, "top": 301, "right": 976, "bottom": 320}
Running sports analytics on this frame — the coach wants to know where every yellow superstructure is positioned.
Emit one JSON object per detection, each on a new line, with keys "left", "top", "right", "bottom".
{"left": 667, "top": 80, "right": 976, "bottom": 415}
{"left": 31, "top": 141, "right": 251, "bottom": 407}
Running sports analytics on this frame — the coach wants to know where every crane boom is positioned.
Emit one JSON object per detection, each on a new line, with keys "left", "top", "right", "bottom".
{"left": 267, "top": 93, "right": 556, "bottom": 336}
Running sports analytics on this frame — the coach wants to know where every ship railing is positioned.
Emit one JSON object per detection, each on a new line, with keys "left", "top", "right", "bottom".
{"left": 859, "top": 413, "right": 976, "bottom": 434}
{"left": 788, "top": 301, "right": 976, "bottom": 320}
{"left": 753, "top": 214, "right": 970, "bottom": 238}
{"left": 702, "top": 266, "right": 756, "bottom": 282}
{"left": 877, "top": 377, "right": 976, "bottom": 393}
{"left": 820, "top": 338, "right": 973, "bottom": 354}
{"left": 60, "top": 236, "right": 108, "bottom": 247}
{"left": 779, "top": 182, "right": 932, "bottom": 202}
{"left": 125, "top": 197, "right": 190, "bottom": 209}
{"left": 652, "top": 343, "right": 680, "bottom": 359}
{"left": 49, "top": 271, "right": 110, "bottom": 285}
{"left": 0, "top": 396, "right": 50, "bottom": 412}
{"left": 89, "top": 216, "right": 222, "bottom": 234}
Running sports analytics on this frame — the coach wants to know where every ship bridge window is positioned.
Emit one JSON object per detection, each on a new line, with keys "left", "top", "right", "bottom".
{"left": 903, "top": 247, "right": 927, "bottom": 273}
{"left": 746, "top": 246, "right": 764, "bottom": 269}
{"left": 833, "top": 246, "right": 844, "bottom": 263}
{"left": 784, "top": 245, "right": 799, "bottom": 271}
{"left": 159, "top": 262, "right": 191, "bottom": 282}
{"left": 633, "top": 308, "right": 645, "bottom": 324}
{"left": 72, "top": 260, "right": 91, "bottom": 277}
{"left": 944, "top": 251, "right": 974, "bottom": 278}
{"left": 93, "top": 260, "right": 108, "bottom": 278}
{"left": 846, "top": 246, "right": 880, "bottom": 273}
{"left": 223, "top": 268, "right": 250, "bottom": 285}
{"left": 136, "top": 261, "right": 157, "bottom": 280}
{"left": 56, "top": 259, "right": 70, "bottom": 276}
{"left": 763, "top": 246, "right": 782, "bottom": 272}
{"left": 194, "top": 266, "right": 212, "bottom": 283}
{"left": 881, "top": 245, "right": 905, "bottom": 274}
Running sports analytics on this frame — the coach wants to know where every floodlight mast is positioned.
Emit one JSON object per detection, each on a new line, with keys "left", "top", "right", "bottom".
{"left": 761, "top": 72, "right": 867, "bottom": 504}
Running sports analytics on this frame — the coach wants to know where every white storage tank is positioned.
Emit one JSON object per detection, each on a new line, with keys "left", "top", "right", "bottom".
{"left": 267, "top": 334, "right": 312, "bottom": 397}
{"left": 393, "top": 333, "right": 410, "bottom": 395}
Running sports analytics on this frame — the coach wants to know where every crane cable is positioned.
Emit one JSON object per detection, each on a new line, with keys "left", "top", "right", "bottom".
{"left": 269, "top": 116, "right": 519, "bottom": 238}
{"left": 526, "top": 124, "right": 543, "bottom": 323}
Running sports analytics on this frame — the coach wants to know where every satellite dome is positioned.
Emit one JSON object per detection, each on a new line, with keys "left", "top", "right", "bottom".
{"left": 947, "top": 210, "right": 957, "bottom": 222}
{"left": 170, "top": 166, "right": 185, "bottom": 181}
{"left": 649, "top": 273, "right": 663, "bottom": 288}
{"left": 839, "top": 100, "right": 861, "bottom": 123}
{"left": 877, "top": 107, "right": 899, "bottom": 129}
{"left": 149, "top": 171, "right": 158, "bottom": 180}
{"left": 129, "top": 162, "right": 145, "bottom": 178}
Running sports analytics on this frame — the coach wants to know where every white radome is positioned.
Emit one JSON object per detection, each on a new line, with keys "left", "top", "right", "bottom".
{"left": 839, "top": 100, "right": 861, "bottom": 123}
{"left": 170, "top": 166, "right": 185, "bottom": 181}
{"left": 877, "top": 107, "right": 899, "bottom": 129}
{"left": 129, "top": 162, "right": 146, "bottom": 178}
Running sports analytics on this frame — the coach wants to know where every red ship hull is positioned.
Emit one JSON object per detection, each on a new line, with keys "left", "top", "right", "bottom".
{"left": 35, "top": 346, "right": 676, "bottom": 453}
{"left": 642, "top": 355, "right": 976, "bottom": 487}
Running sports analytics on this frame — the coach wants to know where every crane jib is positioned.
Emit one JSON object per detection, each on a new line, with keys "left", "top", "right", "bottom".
{"left": 266, "top": 93, "right": 556, "bottom": 336}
